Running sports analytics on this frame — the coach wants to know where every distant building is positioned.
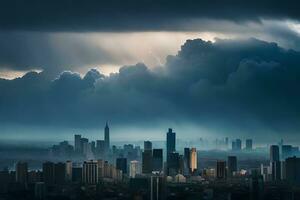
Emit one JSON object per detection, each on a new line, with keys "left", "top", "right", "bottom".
{"left": 82, "top": 160, "right": 98, "bottom": 185}
{"left": 166, "top": 128, "right": 176, "bottom": 158}
{"left": 74, "top": 134, "right": 82, "bottom": 153}
{"left": 16, "top": 161, "right": 28, "bottom": 185}
{"left": 232, "top": 139, "right": 242, "bottom": 151}
{"left": 54, "top": 162, "right": 66, "bottom": 185}
{"left": 104, "top": 122, "right": 110, "bottom": 153}
{"left": 116, "top": 158, "right": 127, "bottom": 174}
{"left": 152, "top": 149, "right": 163, "bottom": 172}
{"left": 130, "top": 160, "right": 140, "bottom": 178}
{"left": 96, "top": 140, "right": 105, "bottom": 157}
{"left": 143, "top": 141, "right": 152, "bottom": 151}
{"left": 246, "top": 139, "right": 253, "bottom": 150}
{"left": 42, "top": 162, "right": 55, "bottom": 186}
{"left": 34, "top": 182, "right": 45, "bottom": 199}
{"left": 183, "top": 148, "right": 190, "bottom": 175}
{"left": 270, "top": 161, "right": 281, "bottom": 181}
{"left": 216, "top": 160, "right": 226, "bottom": 179}
{"left": 167, "top": 152, "right": 180, "bottom": 176}
{"left": 150, "top": 176, "right": 166, "bottom": 200}
{"left": 282, "top": 145, "right": 292, "bottom": 160}
{"left": 65, "top": 161, "right": 72, "bottom": 182}
{"left": 285, "top": 156, "right": 300, "bottom": 185}
{"left": 142, "top": 150, "right": 153, "bottom": 174}
{"left": 270, "top": 145, "right": 280, "bottom": 162}
{"left": 190, "top": 148, "right": 197, "bottom": 173}
{"left": 227, "top": 156, "right": 237, "bottom": 178}
{"left": 72, "top": 164, "right": 82, "bottom": 183}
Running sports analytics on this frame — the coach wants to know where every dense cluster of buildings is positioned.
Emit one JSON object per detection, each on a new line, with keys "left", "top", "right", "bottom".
{"left": 1, "top": 124, "right": 300, "bottom": 199}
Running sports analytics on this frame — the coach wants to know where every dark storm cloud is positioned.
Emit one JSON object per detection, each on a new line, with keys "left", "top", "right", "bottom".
{"left": 0, "top": 0, "right": 299, "bottom": 31}
{"left": 1, "top": 38, "right": 300, "bottom": 135}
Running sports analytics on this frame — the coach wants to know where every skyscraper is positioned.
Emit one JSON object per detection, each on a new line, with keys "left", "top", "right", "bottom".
{"left": 144, "top": 141, "right": 152, "bottom": 151}
{"left": 82, "top": 160, "right": 98, "bottom": 185}
{"left": 74, "top": 134, "right": 82, "bottom": 153}
{"left": 216, "top": 161, "right": 226, "bottom": 179}
{"left": 184, "top": 148, "right": 190, "bottom": 175}
{"left": 104, "top": 122, "right": 110, "bottom": 152}
{"left": 270, "top": 145, "right": 280, "bottom": 162}
{"left": 16, "top": 161, "right": 28, "bottom": 185}
{"left": 227, "top": 156, "right": 237, "bottom": 178}
{"left": 54, "top": 162, "right": 66, "bottom": 185}
{"left": 166, "top": 128, "right": 176, "bottom": 164}
{"left": 65, "top": 161, "right": 72, "bottom": 182}
{"left": 116, "top": 158, "right": 127, "bottom": 174}
{"left": 236, "top": 139, "right": 242, "bottom": 151}
{"left": 282, "top": 145, "right": 292, "bottom": 160}
{"left": 285, "top": 156, "right": 300, "bottom": 185}
{"left": 130, "top": 160, "right": 140, "bottom": 178}
{"left": 167, "top": 152, "right": 180, "bottom": 176}
{"left": 246, "top": 139, "right": 253, "bottom": 150}
{"left": 152, "top": 149, "right": 163, "bottom": 172}
{"left": 42, "top": 162, "right": 55, "bottom": 186}
{"left": 142, "top": 150, "right": 153, "bottom": 174}
{"left": 190, "top": 148, "right": 197, "bottom": 173}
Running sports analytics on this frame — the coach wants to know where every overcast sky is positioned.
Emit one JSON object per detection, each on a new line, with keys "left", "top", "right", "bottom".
{"left": 1, "top": 0, "right": 300, "bottom": 142}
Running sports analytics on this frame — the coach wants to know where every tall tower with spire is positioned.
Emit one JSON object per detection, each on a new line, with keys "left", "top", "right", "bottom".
{"left": 104, "top": 122, "right": 110, "bottom": 152}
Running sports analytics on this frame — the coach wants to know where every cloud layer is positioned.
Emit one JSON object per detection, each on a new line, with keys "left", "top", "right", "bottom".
{"left": 0, "top": 0, "right": 299, "bottom": 31}
{"left": 1, "top": 38, "right": 300, "bottom": 137}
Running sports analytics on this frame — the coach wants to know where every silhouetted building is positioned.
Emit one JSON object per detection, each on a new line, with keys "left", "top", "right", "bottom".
{"left": 152, "top": 149, "right": 163, "bottom": 172}
{"left": 96, "top": 140, "right": 105, "bottom": 157}
{"left": 270, "top": 145, "right": 280, "bottom": 162}
{"left": 82, "top": 160, "right": 98, "bottom": 185}
{"left": 144, "top": 141, "right": 152, "bottom": 151}
{"left": 285, "top": 156, "right": 300, "bottom": 185}
{"left": 116, "top": 158, "right": 127, "bottom": 174}
{"left": 216, "top": 160, "right": 226, "bottom": 179}
{"left": 42, "top": 162, "right": 55, "bottom": 186}
{"left": 227, "top": 156, "right": 237, "bottom": 178}
{"left": 150, "top": 176, "right": 166, "bottom": 200}
{"left": 54, "top": 162, "right": 66, "bottom": 185}
{"left": 250, "top": 169, "right": 264, "bottom": 200}
{"left": 270, "top": 161, "right": 281, "bottom": 181}
{"left": 65, "top": 160, "right": 72, "bottom": 182}
{"left": 166, "top": 128, "right": 176, "bottom": 157}
{"left": 190, "top": 148, "right": 197, "bottom": 173}
{"left": 282, "top": 145, "right": 292, "bottom": 160}
{"left": 72, "top": 165, "right": 82, "bottom": 183}
{"left": 104, "top": 122, "right": 110, "bottom": 153}
{"left": 246, "top": 139, "right": 253, "bottom": 150}
{"left": 183, "top": 148, "right": 190, "bottom": 175}
{"left": 34, "top": 182, "right": 45, "bottom": 199}
{"left": 142, "top": 150, "right": 153, "bottom": 174}
{"left": 16, "top": 161, "right": 28, "bottom": 185}
{"left": 74, "top": 134, "right": 82, "bottom": 153}
{"left": 167, "top": 152, "right": 180, "bottom": 176}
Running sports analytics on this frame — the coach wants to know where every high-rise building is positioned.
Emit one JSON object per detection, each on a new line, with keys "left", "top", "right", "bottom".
{"left": 270, "top": 161, "right": 281, "bottom": 181}
{"left": 42, "top": 162, "right": 55, "bottom": 186}
{"left": 285, "top": 156, "right": 300, "bottom": 185}
{"left": 34, "top": 182, "right": 45, "bottom": 200}
{"left": 190, "top": 148, "right": 197, "bottom": 173}
{"left": 166, "top": 128, "right": 176, "bottom": 156}
{"left": 184, "top": 148, "right": 190, "bottom": 175}
{"left": 96, "top": 140, "right": 105, "bottom": 157}
{"left": 72, "top": 163, "right": 82, "bottom": 183}
{"left": 227, "top": 156, "right": 237, "bottom": 178}
{"left": 104, "top": 122, "right": 110, "bottom": 152}
{"left": 246, "top": 139, "right": 253, "bottom": 150}
{"left": 116, "top": 158, "right": 127, "bottom": 174}
{"left": 82, "top": 160, "right": 98, "bottom": 185}
{"left": 142, "top": 150, "right": 153, "bottom": 174}
{"left": 130, "top": 160, "right": 140, "bottom": 178}
{"left": 16, "top": 161, "right": 28, "bottom": 185}
{"left": 74, "top": 134, "right": 82, "bottom": 153}
{"left": 97, "top": 159, "right": 104, "bottom": 179}
{"left": 282, "top": 145, "right": 292, "bottom": 160}
{"left": 150, "top": 176, "right": 166, "bottom": 200}
{"left": 167, "top": 152, "right": 180, "bottom": 176}
{"left": 144, "top": 141, "right": 152, "bottom": 151}
{"left": 152, "top": 149, "right": 163, "bottom": 172}
{"left": 270, "top": 145, "right": 280, "bottom": 162}
{"left": 216, "top": 161, "right": 226, "bottom": 179}
{"left": 236, "top": 139, "right": 242, "bottom": 150}
{"left": 54, "top": 162, "right": 66, "bottom": 185}
{"left": 65, "top": 161, "right": 72, "bottom": 182}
